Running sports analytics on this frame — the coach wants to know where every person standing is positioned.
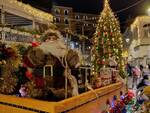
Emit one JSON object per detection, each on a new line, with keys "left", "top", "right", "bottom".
{"left": 132, "top": 66, "right": 141, "bottom": 89}
{"left": 126, "top": 63, "right": 132, "bottom": 88}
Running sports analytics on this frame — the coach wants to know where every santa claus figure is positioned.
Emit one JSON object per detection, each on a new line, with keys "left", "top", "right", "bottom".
{"left": 23, "top": 28, "right": 83, "bottom": 98}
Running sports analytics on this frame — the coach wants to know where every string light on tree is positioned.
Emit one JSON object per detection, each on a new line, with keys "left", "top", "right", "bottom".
{"left": 91, "top": 0, "right": 123, "bottom": 76}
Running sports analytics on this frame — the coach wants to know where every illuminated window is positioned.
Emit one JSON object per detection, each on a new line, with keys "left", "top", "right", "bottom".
{"left": 83, "top": 16, "right": 85, "bottom": 19}
{"left": 85, "top": 16, "right": 88, "bottom": 20}
{"left": 55, "top": 8, "right": 60, "bottom": 14}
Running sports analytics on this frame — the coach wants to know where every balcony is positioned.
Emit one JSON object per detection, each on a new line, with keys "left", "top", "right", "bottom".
{"left": 0, "top": 26, "right": 33, "bottom": 44}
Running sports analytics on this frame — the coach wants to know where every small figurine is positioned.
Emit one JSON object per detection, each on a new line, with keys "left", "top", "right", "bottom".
{"left": 19, "top": 85, "right": 28, "bottom": 97}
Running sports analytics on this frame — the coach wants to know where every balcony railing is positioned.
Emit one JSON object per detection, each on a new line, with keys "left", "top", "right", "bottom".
{"left": 0, "top": 27, "right": 33, "bottom": 43}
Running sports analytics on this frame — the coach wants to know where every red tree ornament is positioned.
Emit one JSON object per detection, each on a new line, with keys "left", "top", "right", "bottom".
{"left": 105, "top": 60, "right": 108, "bottom": 65}
{"left": 101, "top": 38, "right": 104, "bottom": 44}
{"left": 97, "top": 59, "right": 101, "bottom": 64}
{"left": 103, "top": 48, "right": 106, "bottom": 53}
{"left": 102, "top": 59, "right": 105, "bottom": 64}
{"left": 97, "top": 60, "right": 101, "bottom": 64}
{"left": 105, "top": 32, "right": 108, "bottom": 36}
{"left": 110, "top": 32, "right": 113, "bottom": 36}
{"left": 98, "top": 32, "right": 101, "bottom": 36}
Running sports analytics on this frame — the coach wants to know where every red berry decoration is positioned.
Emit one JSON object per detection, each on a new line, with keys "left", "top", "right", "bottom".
{"left": 102, "top": 60, "right": 105, "bottom": 64}
{"left": 105, "top": 60, "right": 108, "bottom": 65}
{"left": 98, "top": 32, "right": 100, "bottom": 36}
{"left": 110, "top": 32, "right": 113, "bottom": 36}
{"left": 101, "top": 40, "right": 104, "bottom": 44}
{"left": 97, "top": 60, "right": 101, "bottom": 64}
{"left": 105, "top": 32, "right": 108, "bottom": 36}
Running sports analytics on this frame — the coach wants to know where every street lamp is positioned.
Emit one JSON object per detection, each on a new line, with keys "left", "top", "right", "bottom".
{"left": 147, "top": 7, "right": 150, "bottom": 16}
{"left": 126, "top": 38, "right": 130, "bottom": 43}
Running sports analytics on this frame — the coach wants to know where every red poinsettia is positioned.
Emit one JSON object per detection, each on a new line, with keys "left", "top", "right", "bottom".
{"left": 97, "top": 32, "right": 100, "bottom": 36}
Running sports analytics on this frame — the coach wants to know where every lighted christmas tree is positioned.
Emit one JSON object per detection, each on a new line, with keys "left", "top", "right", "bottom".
{"left": 92, "top": 0, "right": 123, "bottom": 76}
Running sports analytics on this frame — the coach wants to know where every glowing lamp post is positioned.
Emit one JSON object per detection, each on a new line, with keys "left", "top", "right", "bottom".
{"left": 126, "top": 38, "right": 130, "bottom": 43}
{"left": 148, "top": 8, "right": 150, "bottom": 16}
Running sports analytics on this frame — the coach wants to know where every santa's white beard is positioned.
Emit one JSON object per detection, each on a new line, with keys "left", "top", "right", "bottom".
{"left": 38, "top": 39, "right": 67, "bottom": 58}
{"left": 38, "top": 39, "right": 83, "bottom": 68}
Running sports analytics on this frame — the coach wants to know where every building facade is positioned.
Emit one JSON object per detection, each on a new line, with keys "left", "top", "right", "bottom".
{"left": 51, "top": 5, "right": 99, "bottom": 37}
{"left": 52, "top": 5, "right": 74, "bottom": 32}
{"left": 127, "top": 16, "right": 150, "bottom": 66}
{"left": 74, "top": 13, "right": 98, "bottom": 37}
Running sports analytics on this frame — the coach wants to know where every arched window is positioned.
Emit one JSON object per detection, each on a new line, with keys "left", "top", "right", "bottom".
{"left": 64, "top": 10, "right": 69, "bottom": 15}
{"left": 64, "top": 19, "right": 69, "bottom": 24}
{"left": 56, "top": 17, "right": 60, "bottom": 23}
{"left": 55, "top": 8, "right": 60, "bottom": 14}
{"left": 84, "top": 24, "right": 88, "bottom": 26}
{"left": 75, "top": 15, "right": 80, "bottom": 19}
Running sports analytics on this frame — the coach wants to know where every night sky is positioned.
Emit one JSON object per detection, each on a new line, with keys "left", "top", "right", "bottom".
{"left": 21, "top": 0, "right": 150, "bottom": 32}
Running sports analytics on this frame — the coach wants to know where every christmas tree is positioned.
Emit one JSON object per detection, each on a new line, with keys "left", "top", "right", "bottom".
{"left": 92, "top": 0, "right": 123, "bottom": 76}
